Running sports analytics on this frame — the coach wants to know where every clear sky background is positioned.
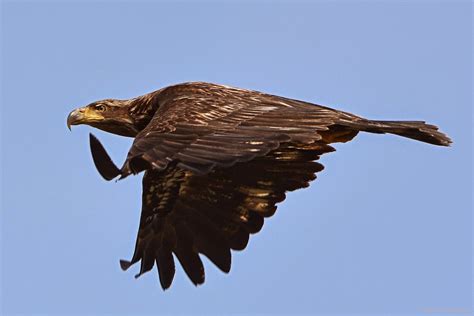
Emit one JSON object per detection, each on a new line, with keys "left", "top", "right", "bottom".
{"left": 1, "top": 1, "right": 472, "bottom": 315}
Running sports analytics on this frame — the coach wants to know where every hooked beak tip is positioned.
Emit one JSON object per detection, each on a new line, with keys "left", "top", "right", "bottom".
{"left": 67, "top": 108, "right": 83, "bottom": 131}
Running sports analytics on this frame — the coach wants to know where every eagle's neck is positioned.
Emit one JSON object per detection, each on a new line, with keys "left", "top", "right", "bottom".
{"left": 128, "top": 91, "right": 162, "bottom": 132}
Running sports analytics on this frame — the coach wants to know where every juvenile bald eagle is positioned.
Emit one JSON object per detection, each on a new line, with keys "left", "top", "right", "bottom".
{"left": 67, "top": 82, "right": 451, "bottom": 289}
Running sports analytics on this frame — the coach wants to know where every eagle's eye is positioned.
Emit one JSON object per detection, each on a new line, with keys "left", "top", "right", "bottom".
{"left": 94, "top": 104, "right": 106, "bottom": 112}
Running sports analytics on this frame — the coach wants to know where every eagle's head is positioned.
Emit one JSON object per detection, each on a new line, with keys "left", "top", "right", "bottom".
{"left": 67, "top": 99, "right": 139, "bottom": 137}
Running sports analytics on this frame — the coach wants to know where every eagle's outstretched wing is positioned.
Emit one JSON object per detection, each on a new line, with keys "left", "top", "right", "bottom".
{"left": 119, "top": 83, "right": 358, "bottom": 177}
{"left": 118, "top": 143, "right": 333, "bottom": 289}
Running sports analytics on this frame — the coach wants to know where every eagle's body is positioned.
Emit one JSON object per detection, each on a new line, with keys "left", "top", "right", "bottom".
{"left": 67, "top": 82, "right": 451, "bottom": 289}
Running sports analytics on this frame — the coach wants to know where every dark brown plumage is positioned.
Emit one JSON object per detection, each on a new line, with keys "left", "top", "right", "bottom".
{"left": 67, "top": 82, "right": 451, "bottom": 289}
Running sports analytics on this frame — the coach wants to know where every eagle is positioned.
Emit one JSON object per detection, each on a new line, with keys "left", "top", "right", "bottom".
{"left": 67, "top": 82, "right": 451, "bottom": 289}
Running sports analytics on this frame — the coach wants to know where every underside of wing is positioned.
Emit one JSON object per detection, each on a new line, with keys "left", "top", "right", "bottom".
{"left": 120, "top": 142, "right": 334, "bottom": 289}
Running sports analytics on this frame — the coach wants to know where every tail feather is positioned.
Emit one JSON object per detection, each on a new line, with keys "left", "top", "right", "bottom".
{"left": 342, "top": 119, "right": 452, "bottom": 146}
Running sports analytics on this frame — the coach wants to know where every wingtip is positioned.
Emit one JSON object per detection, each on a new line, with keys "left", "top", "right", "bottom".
{"left": 160, "top": 282, "right": 172, "bottom": 291}
{"left": 89, "top": 133, "right": 121, "bottom": 181}
{"left": 119, "top": 259, "right": 133, "bottom": 271}
{"left": 191, "top": 278, "right": 205, "bottom": 287}
{"left": 221, "top": 263, "right": 231, "bottom": 274}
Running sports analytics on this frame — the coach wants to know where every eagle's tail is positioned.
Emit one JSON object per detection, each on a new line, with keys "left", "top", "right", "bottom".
{"left": 342, "top": 119, "right": 452, "bottom": 146}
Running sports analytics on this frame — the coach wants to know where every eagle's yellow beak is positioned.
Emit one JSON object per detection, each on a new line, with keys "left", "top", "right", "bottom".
{"left": 67, "top": 107, "right": 104, "bottom": 130}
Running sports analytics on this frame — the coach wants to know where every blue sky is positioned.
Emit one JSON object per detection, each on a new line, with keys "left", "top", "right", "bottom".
{"left": 1, "top": 1, "right": 472, "bottom": 315}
